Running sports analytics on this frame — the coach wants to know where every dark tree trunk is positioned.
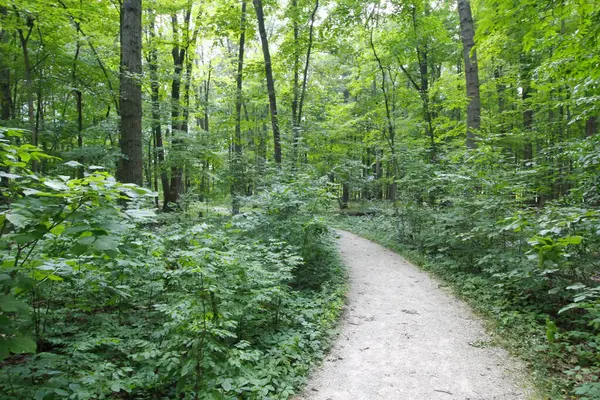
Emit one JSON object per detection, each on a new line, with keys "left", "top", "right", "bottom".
{"left": 253, "top": 0, "right": 282, "bottom": 165}
{"left": 231, "top": 1, "right": 247, "bottom": 215}
{"left": 72, "top": 39, "right": 83, "bottom": 157}
{"left": 117, "top": 0, "right": 143, "bottom": 185}
{"left": 340, "top": 183, "right": 350, "bottom": 209}
{"left": 586, "top": 116, "right": 597, "bottom": 137}
{"left": 458, "top": 0, "right": 480, "bottom": 149}
{"left": 522, "top": 63, "right": 534, "bottom": 163}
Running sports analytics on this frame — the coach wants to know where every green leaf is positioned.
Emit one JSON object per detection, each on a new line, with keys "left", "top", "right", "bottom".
{"left": 0, "top": 295, "right": 30, "bottom": 313}
{"left": 0, "top": 171, "right": 21, "bottom": 179}
{"left": 559, "top": 235, "right": 583, "bottom": 245}
{"left": 8, "top": 336, "right": 37, "bottom": 354}
{"left": 0, "top": 340, "right": 9, "bottom": 360}
{"left": 93, "top": 235, "right": 120, "bottom": 251}
{"left": 64, "top": 160, "right": 83, "bottom": 168}
{"left": 125, "top": 209, "right": 156, "bottom": 219}
{"left": 43, "top": 179, "right": 69, "bottom": 191}
{"left": 6, "top": 212, "right": 29, "bottom": 228}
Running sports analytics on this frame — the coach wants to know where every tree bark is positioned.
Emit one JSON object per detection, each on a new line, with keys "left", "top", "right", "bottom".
{"left": 253, "top": 0, "right": 282, "bottom": 165}
{"left": 117, "top": 0, "right": 143, "bottom": 185}
{"left": 458, "top": 0, "right": 480, "bottom": 149}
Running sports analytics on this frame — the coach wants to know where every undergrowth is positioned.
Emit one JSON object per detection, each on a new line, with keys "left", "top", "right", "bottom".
{"left": 0, "top": 138, "right": 346, "bottom": 400}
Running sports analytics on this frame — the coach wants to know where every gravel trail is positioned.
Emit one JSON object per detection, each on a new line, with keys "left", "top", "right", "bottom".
{"left": 297, "top": 230, "right": 534, "bottom": 400}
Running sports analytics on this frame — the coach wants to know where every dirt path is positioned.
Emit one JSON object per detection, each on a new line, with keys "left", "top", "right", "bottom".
{"left": 297, "top": 230, "right": 534, "bottom": 400}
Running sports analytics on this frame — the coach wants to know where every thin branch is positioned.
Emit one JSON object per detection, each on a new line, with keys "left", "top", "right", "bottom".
{"left": 56, "top": 0, "right": 119, "bottom": 114}
{"left": 297, "top": 0, "right": 319, "bottom": 126}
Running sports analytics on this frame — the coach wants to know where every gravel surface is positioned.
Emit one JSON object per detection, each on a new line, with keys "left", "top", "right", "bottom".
{"left": 296, "top": 230, "right": 534, "bottom": 400}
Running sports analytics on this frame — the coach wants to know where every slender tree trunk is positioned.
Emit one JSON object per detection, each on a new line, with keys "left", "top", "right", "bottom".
{"left": 521, "top": 55, "right": 534, "bottom": 164}
{"left": 168, "top": 12, "right": 187, "bottom": 207}
{"left": 0, "top": 7, "right": 9, "bottom": 195}
{"left": 72, "top": 39, "right": 83, "bottom": 160}
{"left": 232, "top": 1, "right": 247, "bottom": 215}
{"left": 458, "top": 0, "right": 480, "bottom": 149}
{"left": 297, "top": 0, "right": 318, "bottom": 127}
{"left": 149, "top": 13, "right": 170, "bottom": 207}
{"left": 291, "top": 0, "right": 300, "bottom": 168}
{"left": 117, "top": 0, "right": 143, "bottom": 185}
{"left": 253, "top": 0, "right": 282, "bottom": 165}
{"left": 0, "top": 7, "right": 10, "bottom": 121}
{"left": 369, "top": 30, "right": 397, "bottom": 199}
{"left": 293, "top": 0, "right": 319, "bottom": 169}
{"left": 16, "top": 16, "right": 36, "bottom": 150}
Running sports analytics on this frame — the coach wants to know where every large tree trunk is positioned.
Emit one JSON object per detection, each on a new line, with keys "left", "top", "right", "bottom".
{"left": 253, "top": 0, "right": 282, "bottom": 165}
{"left": 117, "top": 0, "right": 143, "bottom": 185}
{"left": 458, "top": 0, "right": 480, "bottom": 149}
{"left": 231, "top": 1, "right": 247, "bottom": 215}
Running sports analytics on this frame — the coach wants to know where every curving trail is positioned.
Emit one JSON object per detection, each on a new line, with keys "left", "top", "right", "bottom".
{"left": 297, "top": 230, "right": 534, "bottom": 400}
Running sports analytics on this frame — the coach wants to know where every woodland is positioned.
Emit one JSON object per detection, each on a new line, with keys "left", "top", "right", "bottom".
{"left": 0, "top": 0, "right": 599, "bottom": 398}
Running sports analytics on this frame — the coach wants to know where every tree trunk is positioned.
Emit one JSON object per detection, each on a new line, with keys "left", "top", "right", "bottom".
{"left": 231, "top": 1, "right": 247, "bottom": 215}
{"left": 293, "top": 0, "right": 319, "bottom": 169}
{"left": 0, "top": 7, "right": 9, "bottom": 195}
{"left": 72, "top": 38, "right": 84, "bottom": 178}
{"left": 253, "top": 0, "right": 282, "bottom": 165}
{"left": 168, "top": 12, "right": 187, "bottom": 207}
{"left": 16, "top": 15, "right": 36, "bottom": 152}
{"left": 117, "top": 0, "right": 143, "bottom": 185}
{"left": 586, "top": 116, "right": 597, "bottom": 137}
{"left": 458, "top": 0, "right": 480, "bottom": 149}
{"left": 149, "top": 13, "right": 170, "bottom": 207}
{"left": 0, "top": 7, "right": 10, "bottom": 121}
{"left": 291, "top": 0, "right": 300, "bottom": 168}
{"left": 340, "top": 183, "right": 350, "bottom": 209}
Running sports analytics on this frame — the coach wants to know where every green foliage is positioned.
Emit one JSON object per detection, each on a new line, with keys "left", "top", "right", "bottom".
{"left": 0, "top": 137, "right": 345, "bottom": 398}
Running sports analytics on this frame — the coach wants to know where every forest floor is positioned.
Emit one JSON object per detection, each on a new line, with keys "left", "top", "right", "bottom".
{"left": 297, "top": 230, "right": 536, "bottom": 400}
